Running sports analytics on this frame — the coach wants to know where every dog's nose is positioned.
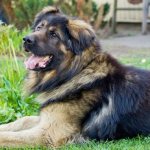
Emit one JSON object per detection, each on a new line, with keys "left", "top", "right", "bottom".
{"left": 23, "top": 36, "right": 35, "bottom": 45}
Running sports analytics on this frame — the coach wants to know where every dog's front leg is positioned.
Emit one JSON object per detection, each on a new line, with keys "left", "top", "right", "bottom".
{"left": 0, "top": 116, "right": 40, "bottom": 132}
{"left": 0, "top": 125, "right": 44, "bottom": 148}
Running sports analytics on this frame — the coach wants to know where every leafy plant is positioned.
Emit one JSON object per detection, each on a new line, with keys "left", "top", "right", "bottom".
{"left": 1, "top": 0, "right": 110, "bottom": 30}
{"left": 13, "top": 0, "right": 54, "bottom": 28}
{"left": 0, "top": 25, "right": 38, "bottom": 124}
{"left": 0, "top": 25, "right": 30, "bottom": 55}
{"left": 0, "top": 57, "right": 39, "bottom": 124}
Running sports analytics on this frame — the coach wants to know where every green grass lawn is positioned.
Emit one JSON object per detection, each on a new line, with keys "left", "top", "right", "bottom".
{"left": 0, "top": 56, "right": 150, "bottom": 150}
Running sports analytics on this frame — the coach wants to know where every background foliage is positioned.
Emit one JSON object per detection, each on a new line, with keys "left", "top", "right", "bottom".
{"left": 0, "top": 0, "right": 110, "bottom": 30}
{"left": 0, "top": 25, "right": 38, "bottom": 124}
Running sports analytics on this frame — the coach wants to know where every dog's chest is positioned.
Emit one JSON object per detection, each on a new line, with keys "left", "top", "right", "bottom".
{"left": 40, "top": 88, "right": 100, "bottom": 125}
{"left": 39, "top": 88, "right": 100, "bottom": 146}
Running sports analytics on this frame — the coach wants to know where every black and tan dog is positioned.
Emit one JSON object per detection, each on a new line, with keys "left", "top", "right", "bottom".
{"left": 0, "top": 6, "right": 150, "bottom": 148}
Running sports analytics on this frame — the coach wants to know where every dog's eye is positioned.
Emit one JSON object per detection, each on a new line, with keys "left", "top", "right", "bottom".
{"left": 49, "top": 31, "right": 57, "bottom": 38}
{"left": 36, "top": 22, "right": 45, "bottom": 31}
{"left": 36, "top": 26, "right": 41, "bottom": 31}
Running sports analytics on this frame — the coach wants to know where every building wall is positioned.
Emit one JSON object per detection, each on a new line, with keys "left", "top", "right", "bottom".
{"left": 93, "top": 0, "right": 150, "bottom": 23}
{"left": 94, "top": 0, "right": 150, "bottom": 23}
{"left": 117, "top": 1, "right": 143, "bottom": 22}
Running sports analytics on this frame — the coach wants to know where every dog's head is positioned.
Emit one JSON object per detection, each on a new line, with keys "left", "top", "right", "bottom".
{"left": 23, "top": 6, "right": 101, "bottom": 93}
{"left": 23, "top": 6, "right": 99, "bottom": 72}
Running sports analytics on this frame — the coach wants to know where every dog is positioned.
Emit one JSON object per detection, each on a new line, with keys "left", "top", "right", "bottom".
{"left": 0, "top": 6, "right": 149, "bottom": 148}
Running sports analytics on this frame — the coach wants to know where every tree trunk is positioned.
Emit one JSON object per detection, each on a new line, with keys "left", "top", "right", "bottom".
{"left": 1, "top": 0, "right": 16, "bottom": 23}
{"left": 94, "top": 5, "right": 104, "bottom": 31}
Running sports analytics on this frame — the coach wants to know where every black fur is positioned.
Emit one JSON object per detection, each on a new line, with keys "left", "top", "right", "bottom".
{"left": 66, "top": 29, "right": 95, "bottom": 55}
{"left": 32, "top": 7, "right": 60, "bottom": 29}
{"left": 25, "top": 14, "right": 98, "bottom": 93}
{"left": 82, "top": 66, "right": 150, "bottom": 140}
{"left": 24, "top": 10, "right": 150, "bottom": 140}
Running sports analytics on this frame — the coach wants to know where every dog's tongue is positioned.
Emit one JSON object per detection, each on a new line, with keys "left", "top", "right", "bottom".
{"left": 24, "top": 55, "right": 50, "bottom": 70}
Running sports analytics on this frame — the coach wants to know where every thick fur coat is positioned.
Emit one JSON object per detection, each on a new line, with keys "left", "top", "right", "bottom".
{"left": 0, "top": 6, "right": 149, "bottom": 148}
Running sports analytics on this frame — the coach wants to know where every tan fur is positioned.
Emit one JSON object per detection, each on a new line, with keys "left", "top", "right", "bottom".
{"left": 35, "top": 6, "right": 59, "bottom": 20}
{"left": 40, "top": 70, "right": 56, "bottom": 85}
{"left": 0, "top": 52, "right": 116, "bottom": 148}
{"left": 41, "top": 6, "right": 59, "bottom": 14}
{"left": 59, "top": 43, "right": 68, "bottom": 54}
{"left": 0, "top": 9, "right": 118, "bottom": 148}
{"left": 68, "top": 19, "right": 95, "bottom": 39}
{"left": 23, "top": 71, "right": 40, "bottom": 95}
{"left": 0, "top": 116, "right": 40, "bottom": 132}
{"left": 37, "top": 52, "right": 113, "bottom": 104}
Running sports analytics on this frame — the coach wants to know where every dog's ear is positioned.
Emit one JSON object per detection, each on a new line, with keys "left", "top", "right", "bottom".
{"left": 67, "top": 19, "right": 96, "bottom": 55}
{"left": 33, "top": 6, "right": 60, "bottom": 29}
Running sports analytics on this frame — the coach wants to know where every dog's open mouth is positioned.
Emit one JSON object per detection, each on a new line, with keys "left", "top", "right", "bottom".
{"left": 24, "top": 54, "right": 53, "bottom": 70}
